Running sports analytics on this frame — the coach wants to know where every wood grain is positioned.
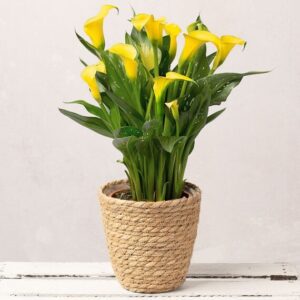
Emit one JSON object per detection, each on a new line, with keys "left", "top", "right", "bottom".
{"left": 0, "top": 263, "right": 299, "bottom": 299}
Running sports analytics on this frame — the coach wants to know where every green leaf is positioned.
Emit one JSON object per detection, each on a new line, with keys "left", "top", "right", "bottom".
{"left": 59, "top": 108, "right": 113, "bottom": 138}
{"left": 157, "top": 136, "right": 186, "bottom": 153}
{"left": 207, "top": 71, "right": 268, "bottom": 106}
{"left": 65, "top": 100, "right": 105, "bottom": 119}
{"left": 135, "top": 136, "right": 152, "bottom": 156}
{"left": 206, "top": 52, "right": 216, "bottom": 65}
{"left": 191, "top": 45, "right": 210, "bottom": 80}
{"left": 114, "top": 126, "right": 143, "bottom": 138}
{"left": 75, "top": 31, "right": 100, "bottom": 58}
{"left": 109, "top": 104, "right": 122, "bottom": 130}
{"left": 212, "top": 81, "right": 242, "bottom": 105}
{"left": 79, "top": 58, "right": 88, "bottom": 67}
{"left": 113, "top": 136, "right": 137, "bottom": 153}
{"left": 101, "top": 51, "right": 133, "bottom": 102}
{"left": 113, "top": 136, "right": 131, "bottom": 152}
{"left": 206, "top": 108, "right": 226, "bottom": 124}
{"left": 104, "top": 91, "right": 143, "bottom": 128}
{"left": 142, "top": 119, "right": 160, "bottom": 136}
{"left": 181, "top": 80, "right": 211, "bottom": 137}
{"left": 159, "top": 35, "right": 171, "bottom": 75}
{"left": 95, "top": 72, "right": 109, "bottom": 90}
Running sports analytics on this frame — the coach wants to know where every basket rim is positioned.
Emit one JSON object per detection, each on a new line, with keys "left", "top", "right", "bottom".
{"left": 98, "top": 179, "right": 201, "bottom": 207}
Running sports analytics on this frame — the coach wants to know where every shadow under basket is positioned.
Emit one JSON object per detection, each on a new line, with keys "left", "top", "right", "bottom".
{"left": 98, "top": 180, "right": 201, "bottom": 293}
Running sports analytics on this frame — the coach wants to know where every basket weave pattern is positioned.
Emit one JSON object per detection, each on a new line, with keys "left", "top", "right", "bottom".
{"left": 99, "top": 180, "right": 201, "bottom": 293}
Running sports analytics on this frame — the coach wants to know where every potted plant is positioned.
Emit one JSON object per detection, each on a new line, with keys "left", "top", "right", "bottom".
{"left": 60, "top": 5, "right": 264, "bottom": 293}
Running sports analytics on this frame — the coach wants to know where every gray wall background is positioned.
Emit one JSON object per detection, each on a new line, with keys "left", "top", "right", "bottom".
{"left": 0, "top": 0, "right": 299, "bottom": 262}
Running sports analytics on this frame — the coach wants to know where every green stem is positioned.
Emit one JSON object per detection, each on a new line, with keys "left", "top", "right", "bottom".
{"left": 153, "top": 43, "right": 159, "bottom": 77}
{"left": 133, "top": 82, "right": 144, "bottom": 116}
{"left": 180, "top": 62, "right": 193, "bottom": 98}
{"left": 156, "top": 150, "right": 165, "bottom": 201}
{"left": 145, "top": 91, "right": 154, "bottom": 120}
{"left": 171, "top": 65, "right": 182, "bottom": 98}
{"left": 175, "top": 120, "right": 180, "bottom": 137}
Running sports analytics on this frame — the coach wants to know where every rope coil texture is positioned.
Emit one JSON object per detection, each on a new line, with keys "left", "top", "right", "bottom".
{"left": 99, "top": 179, "right": 201, "bottom": 293}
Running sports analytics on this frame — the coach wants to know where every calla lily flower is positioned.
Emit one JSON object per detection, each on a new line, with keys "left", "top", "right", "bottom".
{"left": 131, "top": 13, "right": 152, "bottom": 31}
{"left": 81, "top": 61, "right": 106, "bottom": 101}
{"left": 179, "top": 30, "right": 219, "bottom": 67}
{"left": 109, "top": 44, "right": 138, "bottom": 80}
{"left": 131, "top": 14, "right": 166, "bottom": 46}
{"left": 145, "top": 15, "right": 166, "bottom": 46}
{"left": 139, "top": 41, "right": 157, "bottom": 71}
{"left": 166, "top": 99, "right": 179, "bottom": 120}
{"left": 84, "top": 5, "right": 118, "bottom": 50}
{"left": 153, "top": 72, "right": 194, "bottom": 101}
{"left": 165, "top": 23, "right": 181, "bottom": 62}
{"left": 179, "top": 30, "right": 246, "bottom": 71}
{"left": 212, "top": 35, "right": 246, "bottom": 70}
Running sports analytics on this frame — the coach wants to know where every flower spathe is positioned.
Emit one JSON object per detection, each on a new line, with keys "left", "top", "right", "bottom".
{"left": 145, "top": 15, "right": 165, "bottom": 46}
{"left": 131, "top": 13, "right": 152, "bottom": 31}
{"left": 166, "top": 99, "right": 179, "bottom": 120}
{"left": 179, "top": 30, "right": 246, "bottom": 70}
{"left": 165, "top": 23, "right": 181, "bottom": 62}
{"left": 84, "top": 5, "right": 118, "bottom": 49}
{"left": 153, "top": 72, "right": 194, "bottom": 101}
{"left": 140, "top": 41, "right": 157, "bottom": 71}
{"left": 179, "top": 30, "right": 220, "bottom": 67}
{"left": 81, "top": 61, "right": 106, "bottom": 101}
{"left": 109, "top": 44, "right": 138, "bottom": 80}
{"left": 212, "top": 35, "right": 246, "bottom": 70}
{"left": 131, "top": 14, "right": 166, "bottom": 46}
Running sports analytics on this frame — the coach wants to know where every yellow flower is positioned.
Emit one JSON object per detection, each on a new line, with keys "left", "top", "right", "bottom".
{"left": 179, "top": 30, "right": 246, "bottom": 70}
{"left": 131, "top": 14, "right": 166, "bottom": 46}
{"left": 139, "top": 41, "right": 160, "bottom": 71}
{"left": 153, "top": 72, "right": 194, "bottom": 101}
{"left": 165, "top": 23, "right": 181, "bottom": 61}
{"left": 81, "top": 61, "right": 106, "bottom": 101}
{"left": 109, "top": 44, "right": 138, "bottom": 80}
{"left": 84, "top": 5, "right": 118, "bottom": 50}
{"left": 145, "top": 15, "right": 165, "bottom": 45}
{"left": 165, "top": 99, "right": 179, "bottom": 120}
{"left": 212, "top": 35, "right": 246, "bottom": 70}
{"left": 131, "top": 13, "right": 152, "bottom": 31}
{"left": 179, "top": 30, "right": 219, "bottom": 67}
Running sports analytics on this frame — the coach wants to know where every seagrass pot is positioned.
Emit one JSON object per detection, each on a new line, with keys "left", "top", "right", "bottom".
{"left": 98, "top": 179, "right": 201, "bottom": 293}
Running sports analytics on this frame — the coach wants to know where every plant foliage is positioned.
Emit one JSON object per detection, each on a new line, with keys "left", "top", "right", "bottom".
{"left": 60, "top": 6, "right": 265, "bottom": 201}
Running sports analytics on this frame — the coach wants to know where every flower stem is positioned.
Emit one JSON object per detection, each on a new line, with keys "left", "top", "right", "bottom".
{"left": 180, "top": 62, "right": 193, "bottom": 98}
{"left": 145, "top": 91, "right": 154, "bottom": 120}
{"left": 153, "top": 44, "right": 159, "bottom": 77}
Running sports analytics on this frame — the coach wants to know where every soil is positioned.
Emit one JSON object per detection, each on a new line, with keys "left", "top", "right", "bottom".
{"left": 111, "top": 190, "right": 189, "bottom": 201}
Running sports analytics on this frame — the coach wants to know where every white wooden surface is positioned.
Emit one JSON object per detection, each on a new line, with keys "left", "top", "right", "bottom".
{"left": 0, "top": 263, "right": 299, "bottom": 299}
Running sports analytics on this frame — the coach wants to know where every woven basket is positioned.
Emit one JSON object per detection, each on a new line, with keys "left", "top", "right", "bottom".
{"left": 99, "top": 179, "right": 201, "bottom": 293}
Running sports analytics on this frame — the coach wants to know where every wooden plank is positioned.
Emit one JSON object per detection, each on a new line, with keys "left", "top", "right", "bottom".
{"left": 0, "top": 297, "right": 299, "bottom": 300}
{"left": 0, "top": 277, "right": 300, "bottom": 298}
{"left": 1, "top": 262, "right": 298, "bottom": 280}
{"left": 0, "top": 263, "right": 299, "bottom": 298}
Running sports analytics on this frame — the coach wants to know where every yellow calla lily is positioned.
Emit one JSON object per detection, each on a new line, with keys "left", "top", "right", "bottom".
{"left": 145, "top": 15, "right": 166, "bottom": 45}
{"left": 84, "top": 4, "right": 118, "bottom": 50}
{"left": 131, "top": 14, "right": 166, "bottom": 46}
{"left": 81, "top": 61, "right": 106, "bottom": 101}
{"left": 179, "top": 30, "right": 220, "bottom": 67}
{"left": 131, "top": 13, "right": 152, "bottom": 31}
{"left": 165, "top": 99, "right": 179, "bottom": 120}
{"left": 212, "top": 35, "right": 246, "bottom": 70}
{"left": 153, "top": 72, "right": 194, "bottom": 101}
{"left": 109, "top": 44, "right": 138, "bottom": 80}
{"left": 165, "top": 23, "right": 181, "bottom": 61}
{"left": 139, "top": 41, "right": 162, "bottom": 71}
